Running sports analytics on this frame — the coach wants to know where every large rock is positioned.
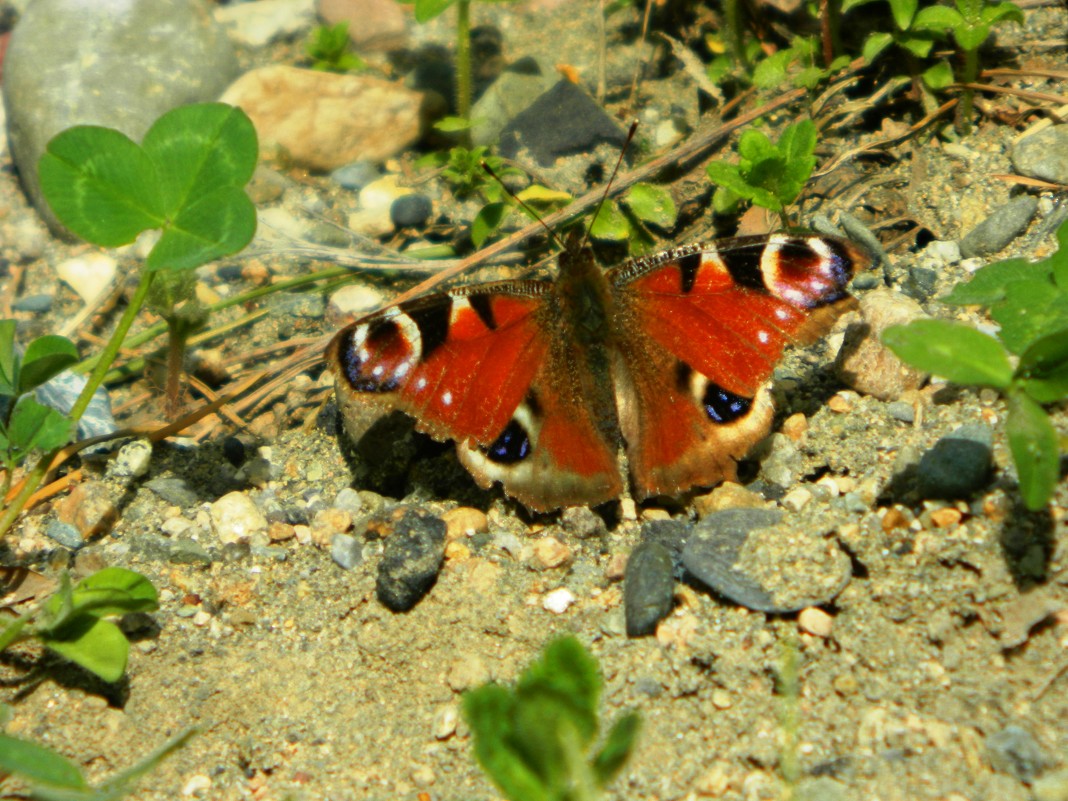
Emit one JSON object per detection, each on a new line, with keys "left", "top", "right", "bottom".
{"left": 220, "top": 65, "right": 427, "bottom": 171}
{"left": 4, "top": 0, "right": 239, "bottom": 236}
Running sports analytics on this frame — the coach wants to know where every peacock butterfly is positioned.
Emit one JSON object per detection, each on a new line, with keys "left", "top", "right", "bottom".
{"left": 326, "top": 229, "right": 869, "bottom": 512}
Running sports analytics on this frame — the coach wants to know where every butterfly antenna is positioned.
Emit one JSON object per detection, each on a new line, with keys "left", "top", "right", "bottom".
{"left": 480, "top": 161, "right": 566, "bottom": 250}
{"left": 582, "top": 120, "right": 639, "bottom": 250}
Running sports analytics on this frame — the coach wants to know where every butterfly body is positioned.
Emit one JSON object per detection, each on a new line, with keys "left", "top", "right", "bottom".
{"left": 327, "top": 231, "right": 869, "bottom": 512}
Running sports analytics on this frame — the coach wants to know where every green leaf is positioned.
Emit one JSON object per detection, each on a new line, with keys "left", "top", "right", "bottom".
{"left": 1052, "top": 220, "right": 1068, "bottom": 291}
{"left": 842, "top": 0, "right": 879, "bottom": 11}
{"left": 943, "top": 257, "right": 1046, "bottom": 305}
{"left": 0, "top": 733, "right": 88, "bottom": 790}
{"left": 862, "top": 31, "right": 894, "bottom": 62}
{"left": 888, "top": 0, "right": 918, "bottom": 30}
{"left": 712, "top": 185, "right": 741, "bottom": 214}
{"left": 141, "top": 103, "right": 257, "bottom": 219}
{"left": 882, "top": 320, "right": 1013, "bottom": 388}
{"left": 913, "top": 4, "right": 964, "bottom": 31}
{"left": 464, "top": 685, "right": 550, "bottom": 801}
{"left": 954, "top": 21, "right": 991, "bottom": 51}
{"left": 1016, "top": 327, "right": 1068, "bottom": 403}
{"left": 1006, "top": 391, "right": 1060, "bottom": 511}
{"left": 18, "top": 335, "right": 79, "bottom": 395}
{"left": 434, "top": 115, "right": 474, "bottom": 133}
{"left": 471, "top": 202, "right": 508, "bottom": 249}
{"left": 146, "top": 186, "right": 257, "bottom": 273}
{"left": 0, "top": 319, "right": 18, "bottom": 395}
{"left": 70, "top": 567, "right": 159, "bottom": 618}
{"left": 900, "top": 33, "right": 936, "bottom": 57}
{"left": 592, "top": 712, "right": 641, "bottom": 786}
{"left": 990, "top": 279, "right": 1068, "bottom": 355}
{"left": 737, "top": 128, "right": 778, "bottom": 165}
{"left": 6, "top": 396, "right": 72, "bottom": 458}
{"left": 923, "top": 60, "right": 956, "bottom": 89}
{"left": 38, "top": 126, "right": 163, "bottom": 246}
{"left": 625, "top": 183, "right": 676, "bottom": 229}
{"left": 519, "top": 638, "right": 601, "bottom": 737}
{"left": 753, "top": 50, "right": 792, "bottom": 89}
{"left": 41, "top": 616, "right": 129, "bottom": 683}
{"left": 982, "top": 1, "right": 1023, "bottom": 24}
{"left": 589, "top": 201, "right": 630, "bottom": 242}
{"left": 414, "top": 0, "right": 455, "bottom": 22}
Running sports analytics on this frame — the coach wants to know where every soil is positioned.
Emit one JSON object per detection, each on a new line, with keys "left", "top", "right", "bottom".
{"left": 2, "top": 3, "right": 1068, "bottom": 801}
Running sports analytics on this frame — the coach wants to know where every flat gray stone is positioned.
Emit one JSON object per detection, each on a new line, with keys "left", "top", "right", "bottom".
{"left": 4, "top": 0, "right": 238, "bottom": 235}
{"left": 1012, "top": 125, "right": 1068, "bottom": 186}
{"left": 960, "top": 196, "right": 1038, "bottom": 258}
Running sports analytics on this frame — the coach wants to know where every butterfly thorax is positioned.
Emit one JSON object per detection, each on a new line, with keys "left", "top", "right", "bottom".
{"left": 551, "top": 237, "right": 617, "bottom": 350}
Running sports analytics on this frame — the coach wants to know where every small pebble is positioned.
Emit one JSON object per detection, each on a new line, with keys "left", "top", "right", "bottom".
{"left": 781, "top": 487, "right": 813, "bottom": 512}
{"left": 333, "top": 487, "right": 363, "bottom": 515}
{"left": 442, "top": 507, "right": 488, "bottom": 540}
{"left": 390, "top": 193, "right": 433, "bottom": 229}
{"left": 181, "top": 774, "right": 212, "bottom": 797}
{"left": 331, "top": 159, "right": 380, "bottom": 190}
{"left": 711, "top": 689, "right": 732, "bottom": 709}
{"left": 929, "top": 507, "right": 962, "bottom": 528}
{"left": 916, "top": 424, "right": 993, "bottom": 501}
{"left": 45, "top": 521, "right": 83, "bottom": 549}
{"left": 433, "top": 704, "right": 459, "bottom": 740}
{"left": 56, "top": 482, "right": 117, "bottom": 539}
{"left": 986, "top": 724, "right": 1047, "bottom": 781}
{"left": 887, "top": 401, "right": 915, "bottom": 423}
{"left": 11, "top": 294, "right": 52, "bottom": 312}
{"left": 267, "top": 521, "right": 295, "bottom": 542}
{"left": 624, "top": 540, "right": 675, "bottom": 637}
{"left": 798, "top": 607, "right": 834, "bottom": 638}
{"left": 532, "top": 536, "right": 571, "bottom": 568}
{"left": 209, "top": 492, "right": 268, "bottom": 545}
{"left": 542, "top": 587, "right": 575, "bottom": 614}
{"left": 1012, "top": 125, "right": 1068, "bottom": 185}
{"left": 108, "top": 439, "right": 153, "bottom": 479}
{"left": 960, "top": 196, "right": 1038, "bottom": 258}
{"left": 376, "top": 510, "right": 447, "bottom": 612}
{"left": 331, "top": 533, "right": 363, "bottom": 570}
{"left": 55, "top": 252, "right": 117, "bottom": 304}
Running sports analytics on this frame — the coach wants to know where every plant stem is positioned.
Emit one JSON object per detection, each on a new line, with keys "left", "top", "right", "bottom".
{"left": 958, "top": 46, "right": 979, "bottom": 132}
{"left": 455, "top": 0, "right": 472, "bottom": 145}
{"left": 0, "top": 270, "right": 155, "bottom": 539}
{"left": 163, "top": 323, "right": 188, "bottom": 419}
{"left": 725, "top": 0, "right": 748, "bottom": 68}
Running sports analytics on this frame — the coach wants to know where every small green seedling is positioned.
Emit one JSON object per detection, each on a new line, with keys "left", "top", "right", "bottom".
{"left": 306, "top": 21, "right": 366, "bottom": 72}
{"left": 845, "top": 0, "right": 953, "bottom": 93}
{"left": 0, "top": 567, "right": 159, "bottom": 683}
{"left": 463, "top": 636, "right": 640, "bottom": 801}
{"left": 908, "top": 0, "right": 1023, "bottom": 128}
{"left": 0, "top": 321, "right": 79, "bottom": 494}
{"left": 589, "top": 182, "right": 678, "bottom": 256}
{"left": 883, "top": 219, "right": 1068, "bottom": 510}
{"left": 752, "top": 37, "right": 852, "bottom": 91}
{"left": 0, "top": 709, "right": 192, "bottom": 801}
{"left": 706, "top": 118, "right": 818, "bottom": 230}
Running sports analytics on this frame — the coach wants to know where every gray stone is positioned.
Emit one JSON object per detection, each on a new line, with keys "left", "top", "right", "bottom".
{"left": 145, "top": 477, "right": 200, "bottom": 508}
{"left": 376, "top": 510, "right": 446, "bottom": 611}
{"left": 108, "top": 439, "right": 153, "bottom": 480}
{"left": 470, "top": 57, "right": 558, "bottom": 147}
{"left": 915, "top": 424, "right": 993, "bottom": 501}
{"left": 331, "top": 533, "right": 364, "bottom": 570}
{"left": 960, "top": 196, "right": 1039, "bottom": 258}
{"left": 986, "top": 724, "right": 1047, "bottom": 782}
{"left": 36, "top": 372, "right": 117, "bottom": 444}
{"left": 756, "top": 433, "right": 802, "bottom": 488}
{"left": 1012, "top": 125, "right": 1068, "bottom": 185}
{"left": 4, "top": 0, "right": 239, "bottom": 236}
{"left": 683, "top": 509, "right": 851, "bottom": 612}
{"left": 391, "top": 194, "right": 433, "bottom": 229}
{"left": 886, "top": 401, "right": 915, "bottom": 424}
{"left": 331, "top": 160, "right": 381, "bottom": 191}
{"left": 11, "top": 294, "right": 52, "bottom": 313}
{"left": 624, "top": 541, "right": 675, "bottom": 637}
{"left": 498, "top": 80, "right": 627, "bottom": 167}
{"left": 214, "top": 0, "right": 315, "bottom": 48}
{"left": 45, "top": 521, "right": 83, "bottom": 549}
{"left": 333, "top": 488, "right": 364, "bottom": 515}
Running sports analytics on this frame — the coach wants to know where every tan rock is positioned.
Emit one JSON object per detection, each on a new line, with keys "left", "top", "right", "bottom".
{"left": 835, "top": 288, "right": 929, "bottom": 401}
{"left": 220, "top": 65, "right": 426, "bottom": 170}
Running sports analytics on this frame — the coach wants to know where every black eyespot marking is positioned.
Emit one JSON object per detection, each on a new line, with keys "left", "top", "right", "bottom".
{"left": 484, "top": 418, "right": 531, "bottom": 464}
{"left": 703, "top": 383, "right": 752, "bottom": 424}
{"left": 526, "top": 390, "right": 542, "bottom": 418}
{"left": 403, "top": 300, "right": 452, "bottom": 358}
{"left": 343, "top": 322, "right": 405, "bottom": 393}
{"left": 676, "top": 252, "right": 702, "bottom": 294}
{"left": 675, "top": 361, "right": 693, "bottom": 392}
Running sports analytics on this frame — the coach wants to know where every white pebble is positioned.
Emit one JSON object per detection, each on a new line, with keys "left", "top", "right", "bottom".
{"left": 56, "top": 253, "right": 117, "bottom": 304}
{"left": 542, "top": 587, "right": 575, "bottom": 614}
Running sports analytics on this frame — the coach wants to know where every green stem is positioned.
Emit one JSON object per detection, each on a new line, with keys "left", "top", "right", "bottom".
{"left": 958, "top": 46, "right": 979, "bottom": 132}
{"left": 725, "top": 0, "right": 748, "bottom": 68}
{"left": 163, "top": 324, "right": 188, "bottom": 419}
{"left": 455, "top": 0, "right": 472, "bottom": 142}
{"left": 0, "top": 271, "right": 155, "bottom": 539}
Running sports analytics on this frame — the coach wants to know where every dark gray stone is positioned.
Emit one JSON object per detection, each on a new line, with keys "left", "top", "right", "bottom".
{"left": 498, "top": 80, "right": 627, "bottom": 167}
{"left": 624, "top": 541, "right": 676, "bottom": 637}
{"left": 986, "top": 724, "right": 1047, "bottom": 782}
{"left": 640, "top": 518, "right": 693, "bottom": 571}
{"left": 390, "top": 194, "right": 433, "bottom": 229}
{"left": 960, "top": 196, "right": 1039, "bottom": 258}
{"left": 903, "top": 266, "right": 938, "bottom": 300}
{"left": 1012, "top": 125, "right": 1068, "bottom": 186}
{"left": 886, "top": 401, "right": 916, "bottom": 424}
{"left": 376, "top": 510, "right": 446, "bottom": 611}
{"left": 915, "top": 424, "right": 993, "bottom": 501}
{"left": 683, "top": 509, "right": 851, "bottom": 612}
{"left": 470, "top": 56, "right": 557, "bottom": 147}
{"left": 4, "top": 0, "right": 238, "bottom": 235}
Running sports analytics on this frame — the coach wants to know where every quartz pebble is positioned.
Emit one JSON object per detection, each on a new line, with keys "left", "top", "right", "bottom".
{"left": 210, "top": 492, "right": 268, "bottom": 545}
{"left": 542, "top": 587, "right": 575, "bottom": 614}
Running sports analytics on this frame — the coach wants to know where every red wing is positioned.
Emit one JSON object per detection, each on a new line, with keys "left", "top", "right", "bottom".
{"left": 609, "top": 234, "right": 868, "bottom": 499}
{"left": 327, "top": 283, "right": 623, "bottom": 511}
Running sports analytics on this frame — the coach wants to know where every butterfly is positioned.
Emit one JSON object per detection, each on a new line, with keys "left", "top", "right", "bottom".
{"left": 326, "top": 229, "right": 869, "bottom": 512}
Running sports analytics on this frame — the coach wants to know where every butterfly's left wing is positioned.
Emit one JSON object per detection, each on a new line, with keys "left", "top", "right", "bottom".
{"left": 608, "top": 234, "right": 869, "bottom": 500}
